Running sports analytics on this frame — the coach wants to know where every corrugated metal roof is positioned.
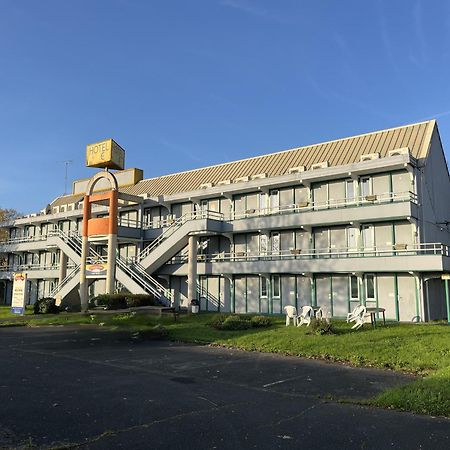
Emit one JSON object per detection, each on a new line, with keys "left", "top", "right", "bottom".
{"left": 123, "top": 120, "right": 434, "bottom": 197}
{"left": 51, "top": 120, "right": 435, "bottom": 206}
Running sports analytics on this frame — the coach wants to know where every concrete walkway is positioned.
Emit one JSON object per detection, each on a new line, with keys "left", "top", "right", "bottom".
{"left": 0, "top": 326, "right": 448, "bottom": 449}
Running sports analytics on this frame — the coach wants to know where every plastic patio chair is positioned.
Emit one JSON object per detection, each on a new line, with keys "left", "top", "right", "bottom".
{"left": 347, "top": 305, "right": 367, "bottom": 330}
{"left": 315, "top": 305, "right": 330, "bottom": 323}
{"left": 297, "top": 305, "right": 313, "bottom": 327}
{"left": 284, "top": 305, "right": 298, "bottom": 326}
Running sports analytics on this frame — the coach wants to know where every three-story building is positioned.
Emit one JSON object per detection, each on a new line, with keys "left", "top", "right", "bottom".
{"left": 1, "top": 119, "right": 449, "bottom": 321}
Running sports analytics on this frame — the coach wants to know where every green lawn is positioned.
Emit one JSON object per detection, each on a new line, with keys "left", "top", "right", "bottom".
{"left": 0, "top": 307, "right": 449, "bottom": 416}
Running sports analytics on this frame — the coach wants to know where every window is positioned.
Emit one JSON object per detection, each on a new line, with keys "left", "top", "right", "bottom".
{"left": 270, "top": 190, "right": 279, "bottom": 211}
{"left": 360, "top": 177, "right": 372, "bottom": 197}
{"left": 347, "top": 227, "right": 357, "bottom": 251}
{"left": 350, "top": 275, "right": 359, "bottom": 300}
{"left": 365, "top": 274, "right": 375, "bottom": 301}
{"left": 260, "top": 277, "right": 269, "bottom": 297}
{"left": 362, "top": 225, "right": 374, "bottom": 250}
{"left": 272, "top": 275, "right": 281, "bottom": 298}
{"left": 346, "top": 180, "right": 355, "bottom": 202}
{"left": 259, "top": 192, "right": 267, "bottom": 212}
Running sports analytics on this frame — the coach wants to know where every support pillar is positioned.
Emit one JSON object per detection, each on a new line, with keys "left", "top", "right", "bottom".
{"left": 79, "top": 194, "right": 91, "bottom": 313}
{"left": 59, "top": 251, "right": 68, "bottom": 283}
{"left": 106, "top": 234, "right": 117, "bottom": 294}
{"left": 445, "top": 279, "right": 450, "bottom": 324}
{"left": 79, "top": 235, "right": 90, "bottom": 313}
{"left": 106, "top": 190, "right": 118, "bottom": 295}
{"left": 187, "top": 235, "right": 198, "bottom": 306}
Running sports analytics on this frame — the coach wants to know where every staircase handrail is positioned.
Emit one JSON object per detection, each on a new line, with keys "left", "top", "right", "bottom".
{"left": 138, "top": 209, "right": 223, "bottom": 263}
{"left": 49, "top": 264, "right": 80, "bottom": 297}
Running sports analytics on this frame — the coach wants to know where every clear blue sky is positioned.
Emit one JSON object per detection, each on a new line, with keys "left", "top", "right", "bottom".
{"left": 1, "top": 0, "right": 450, "bottom": 213}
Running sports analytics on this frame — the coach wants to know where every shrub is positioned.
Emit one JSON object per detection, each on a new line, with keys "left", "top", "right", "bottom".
{"left": 90, "top": 293, "right": 161, "bottom": 310}
{"left": 125, "top": 294, "right": 158, "bottom": 308}
{"left": 251, "top": 315, "right": 273, "bottom": 328}
{"left": 208, "top": 314, "right": 228, "bottom": 329}
{"left": 91, "top": 294, "right": 127, "bottom": 310}
{"left": 209, "top": 314, "right": 273, "bottom": 330}
{"left": 221, "top": 315, "right": 253, "bottom": 330}
{"left": 33, "top": 297, "right": 59, "bottom": 315}
{"left": 309, "top": 318, "right": 334, "bottom": 335}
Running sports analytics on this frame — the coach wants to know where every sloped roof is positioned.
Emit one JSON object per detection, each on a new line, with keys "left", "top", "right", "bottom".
{"left": 51, "top": 120, "right": 435, "bottom": 207}
{"left": 121, "top": 120, "right": 434, "bottom": 197}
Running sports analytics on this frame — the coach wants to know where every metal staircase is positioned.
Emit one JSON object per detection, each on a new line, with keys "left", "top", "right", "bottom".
{"left": 47, "top": 229, "right": 173, "bottom": 305}
{"left": 137, "top": 210, "right": 225, "bottom": 273}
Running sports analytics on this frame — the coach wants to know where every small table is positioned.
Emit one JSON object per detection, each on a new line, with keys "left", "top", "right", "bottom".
{"left": 365, "top": 307, "right": 386, "bottom": 327}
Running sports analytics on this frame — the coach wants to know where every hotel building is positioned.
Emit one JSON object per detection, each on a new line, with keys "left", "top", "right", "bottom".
{"left": 1, "top": 120, "right": 449, "bottom": 321}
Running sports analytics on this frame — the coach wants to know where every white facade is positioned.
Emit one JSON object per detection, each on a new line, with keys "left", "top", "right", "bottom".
{"left": 1, "top": 120, "right": 449, "bottom": 321}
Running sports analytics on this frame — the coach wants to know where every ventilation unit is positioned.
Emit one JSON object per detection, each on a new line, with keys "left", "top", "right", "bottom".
{"left": 250, "top": 173, "right": 267, "bottom": 180}
{"left": 217, "top": 179, "right": 231, "bottom": 186}
{"left": 311, "top": 161, "right": 329, "bottom": 170}
{"left": 288, "top": 166, "right": 305, "bottom": 174}
{"left": 388, "top": 147, "right": 410, "bottom": 157}
{"left": 200, "top": 182, "right": 213, "bottom": 189}
{"left": 234, "top": 176, "right": 250, "bottom": 183}
{"left": 360, "top": 153, "right": 380, "bottom": 162}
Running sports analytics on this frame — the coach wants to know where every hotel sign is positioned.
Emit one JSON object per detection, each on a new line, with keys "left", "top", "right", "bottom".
{"left": 86, "top": 139, "right": 125, "bottom": 170}
{"left": 11, "top": 272, "right": 27, "bottom": 315}
{"left": 86, "top": 262, "right": 108, "bottom": 278}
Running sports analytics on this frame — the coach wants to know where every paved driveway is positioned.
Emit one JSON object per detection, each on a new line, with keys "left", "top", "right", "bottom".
{"left": 0, "top": 326, "right": 448, "bottom": 449}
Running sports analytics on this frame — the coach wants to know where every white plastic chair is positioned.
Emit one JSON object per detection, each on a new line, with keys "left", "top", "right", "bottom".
{"left": 284, "top": 305, "right": 298, "bottom": 326}
{"left": 347, "top": 305, "right": 367, "bottom": 330}
{"left": 297, "top": 305, "right": 313, "bottom": 327}
{"left": 315, "top": 305, "right": 330, "bottom": 323}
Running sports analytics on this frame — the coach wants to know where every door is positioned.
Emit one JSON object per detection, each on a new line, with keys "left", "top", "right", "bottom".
{"left": 397, "top": 275, "right": 417, "bottom": 321}
{"left": 349, "top": 275, "right": 360, "bottom": 311}
{"left": 362, "top": 225, "right": 374, "bottom": 254}
{"left": 271, "top": 232, "right": 280, "bottom": 256}
{"left": 260, "top": 234, "right": 268, "bottom": 256}
{"left": 269, "top": 190, "right": 279, "bottom": 213}
{"left": 364, "top": 274, "right": 376, "bottom": 307}
{"left": 347, "top": 227, "right": 358, "bottom": 254}
{"left": 346, "top": 179, "right": 355, "bottom": 204}
{"left": 360, "top": 177, "right": 372, "bottom": 198}
{"left": 332, "top": 275, "right": 348, "bottom": 317}
{"left": 259, "top": 276, "right": 269, "bottom": 313}
{"left": 271, "top": 275, "right": 281, "bottom": 313}
{"left": 315, "top": 275, "right": 332, "bottom": 311}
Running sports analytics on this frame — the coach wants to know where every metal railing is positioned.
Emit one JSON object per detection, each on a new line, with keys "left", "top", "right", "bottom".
{"left": 232, "top": 191, "right": 417, "bottom": 220}
{"left": 0, "top": 263, "right": 77, "bottom": 273}
{"left": 168, "top": 242, "right": 449, "bottom": 264}
{"left": 138, "top": 210, "right": 224, "bottom": 262}
{"left": 116, "top": 256, "right": 173, "bottom": 304}
{"left": 49, "top": 265, "right": 80, "bottom": 297}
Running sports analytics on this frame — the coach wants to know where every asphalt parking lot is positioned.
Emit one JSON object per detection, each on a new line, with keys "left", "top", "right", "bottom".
{"left": 0, "top": 325, "right": 448, "bottom": 449}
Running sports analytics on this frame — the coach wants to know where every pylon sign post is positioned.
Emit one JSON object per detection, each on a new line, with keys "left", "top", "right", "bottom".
{"left": 80, "top": 140, "right": 124, "bottom": 313}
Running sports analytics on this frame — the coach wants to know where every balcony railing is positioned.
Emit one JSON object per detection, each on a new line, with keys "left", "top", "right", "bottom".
{"left": 232, "top": 191, "right": 417, "bottom": 220}
{"left": 0, "top": 263, "right": 77, "bottom": 273}
{"left": 168, "top": 242, "right": 449, "bottom": 264}
{"left": 142, "top": 209, "right": 224, "bottom": 230}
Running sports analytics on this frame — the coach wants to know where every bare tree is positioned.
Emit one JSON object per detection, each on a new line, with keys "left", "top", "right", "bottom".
{"left": 0, "top": 208, "right": 19, "bottom": 266}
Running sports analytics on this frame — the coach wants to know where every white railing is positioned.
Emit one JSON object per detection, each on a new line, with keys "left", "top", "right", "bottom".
{"left": 168, "top": 242, "right": 449, "bottom": 264}
{"left": 116, "top": 256, "right": 173, "bottom": 303}
{"left": 232, "top": 191, "right": 417, "bottom": 220}
{"left": 0, "top": 263, "right": 77, "bottom": 273}
{"left": 118, "top": 217, "right": 142, "bottom": 228}
{"left": 49, "top": 265, "right": 80, "bottom": 297}
{"left": 138, "top": 210, "right": 223, "bottom": 262}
